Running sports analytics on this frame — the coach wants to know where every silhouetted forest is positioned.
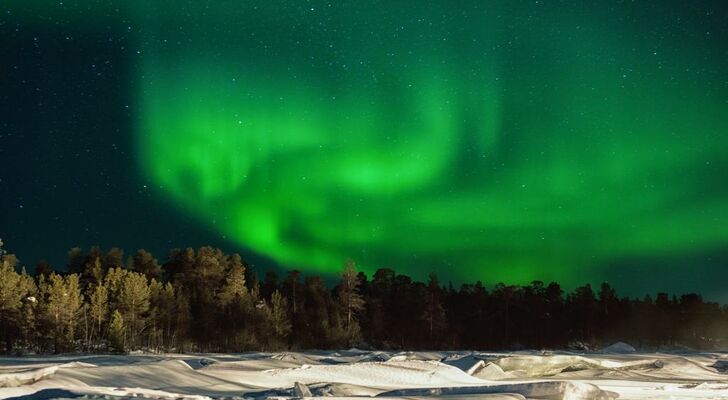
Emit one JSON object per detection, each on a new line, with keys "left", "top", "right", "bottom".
{"left": 0, "top": 240, "right": 726, "bottom": 354}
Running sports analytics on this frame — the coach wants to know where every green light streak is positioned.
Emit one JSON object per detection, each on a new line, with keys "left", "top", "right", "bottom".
{"left": 127, "top": 1, "right": 728, "bottom": 284}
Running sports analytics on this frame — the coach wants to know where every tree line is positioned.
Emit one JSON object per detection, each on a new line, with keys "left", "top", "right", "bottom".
{"left": 0, "top": 240, "right": 726, "bottom": 354}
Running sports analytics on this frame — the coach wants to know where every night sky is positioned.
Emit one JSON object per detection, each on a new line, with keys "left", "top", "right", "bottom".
{"left": 2, "top": 1, "right": 727, "bottom": 299}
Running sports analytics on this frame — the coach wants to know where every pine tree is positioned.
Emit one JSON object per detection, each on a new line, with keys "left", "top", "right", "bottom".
{"left": 147, "top": 279, "right": 164, "bottom": 350}
{"left": 0, "top": 243, "right": 25, "bottom": 352}
{"left": 269, "top": 290, "right": 291, "bottom": 348}
{"left": 261, "top": 270, "right": 279, "bottom": 301}
{"left": 219, "top": 259, "right": 247, "bottom": 306}
{"left": 83, "top": 257, "right": 104, "bottom": 288}
{"left": 19, "top": 292, "right": 37, "bottom": 351}
{"left": 186, "top": 246, "right": 227, "bottom": 348}
{"left": 302, "top": 276, "right": 336, "bottom": 348}
{"left": 219, "top": 257, "right": 261, "bottom": 351}
{"left": 283, "top": 270, "right": 302, "bottom": 315}
{"left": 104, "top": 267, "right": 128, "bottom": 313}
{"left": 368, "top": 268, "right": 395, "bottom": 345}
{"left": 104, "top": 248, "right": 125, "bottom": 270}
{"left": 119, "top": 272, "right": 150, "bottom": 349}
{"left": 423, "top": 273, "right": 446, "bottom": 346}
{"left": 129, "top": 249, "right": 161, "bottom": 281}
{"left": 41, "top": 273, "right": 83, "bottom": 353}
{"left": 108, "top": 310, "right": 125, "bottom": 353}
{"left": 156, "top": 282, "right": 176, "bottom": 349}
{"left": 89, "top": 283, "right": 108, "bottom": 348}
{"left": 337, "top": 259, "right": 365, "bottom": 346}
{"left": 0, "top": 242, "right": 38, "bottom": 353}
{"left": 173, "top": 285, "right": 192, "bottom": 351}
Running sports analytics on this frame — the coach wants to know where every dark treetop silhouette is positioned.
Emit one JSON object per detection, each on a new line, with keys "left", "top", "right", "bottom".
{"left": 0, "top": 242, "right": 725, "bottom": 354}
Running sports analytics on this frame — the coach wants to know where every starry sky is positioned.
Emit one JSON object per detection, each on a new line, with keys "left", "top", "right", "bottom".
{"left": 2, "top": 1, "right": 727, "bottom": 299}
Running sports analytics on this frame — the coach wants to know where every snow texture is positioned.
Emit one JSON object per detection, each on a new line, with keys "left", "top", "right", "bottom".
{"left": 1, "top": 350, "right": 728, "bottom": 399}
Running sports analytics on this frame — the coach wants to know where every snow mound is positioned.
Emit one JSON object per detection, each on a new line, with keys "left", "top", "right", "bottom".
{"left": 0, "top": 365, "right": 60, "bottom": 388}
{"left": 496, "top": 355, "right": 602, "bottom": 377}
{"left": 0, "top": 361, "right": 94, "bottom": 388}
{"left": 601, "top": 342, "right": 636, "bottom": 354}
{"left": 262, "top": 359, "right": 483, "bottom": 388}
{"left": 493, "top": 355, "right": 662, "bottom": 378}
{"left": 3, "top": 351, "right": 728, "bottom": 399}
{"left": 472, "top": 362, "right": 509, "bottom": 380}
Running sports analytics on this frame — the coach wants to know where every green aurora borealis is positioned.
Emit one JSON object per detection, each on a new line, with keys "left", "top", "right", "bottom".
{"left": 6, "top": 1, "right": 728, "bottom": 289}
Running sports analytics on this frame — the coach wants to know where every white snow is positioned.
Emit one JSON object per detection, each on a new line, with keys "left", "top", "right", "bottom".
{"left": 1, "top": 351, "right": 727, "bottom": 399}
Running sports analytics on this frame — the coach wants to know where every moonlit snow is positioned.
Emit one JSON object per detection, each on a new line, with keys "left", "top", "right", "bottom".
{"left": 2, "top": 350, "right": 728, "bottom": 399}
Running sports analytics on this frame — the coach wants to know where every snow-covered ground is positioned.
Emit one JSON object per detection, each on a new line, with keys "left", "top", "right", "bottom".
{"left": 1, "top": 349, "right": 728, "bottom": 399}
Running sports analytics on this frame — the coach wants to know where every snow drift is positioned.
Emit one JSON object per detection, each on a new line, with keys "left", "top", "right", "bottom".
{"left": 1, "top": 351, "right": 728, "bottom": 399}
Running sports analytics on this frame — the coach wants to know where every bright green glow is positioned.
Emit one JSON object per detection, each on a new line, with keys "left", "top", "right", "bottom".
{"left": 133, "top": 1, "right": 728, "bottom": 285}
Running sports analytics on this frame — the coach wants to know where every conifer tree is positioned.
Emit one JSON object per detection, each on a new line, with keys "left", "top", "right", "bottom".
{"left": 89, "top": 282, "right": 108, "bottom": 348}
{"left": 0, "top": 242, "right": 24, "bottom": 352}
{"left": 41, "top": 273, "right": 83, "bottom": 353}
{"left": 173, "top": 285, "right": 192, "bottom": 351}
{"left": 423, "top": 273, "right": 446, "bottom": 346}
{"left": 129, "top": 249, "right": 161, "bottom": 281}
{"left": 83, "top": 257, "right": 104, "bottom": 288}
{"left": 269, "top": 290, "right": 291, "bottom": 348}
{"left": 160, "top": 283, "right": 176, "bottom": 347}
{"left": 283, "top": 270, "right": 302, "bottom": 314}
{"left": 108, "top": 310, "right": 125, "bottom": 353}
{"left": 261, "top": 270, "right": 279, "bottom": 301}
{"left": 0, "top": 243, "right": 38, "bottom": 353}
{"left": 302, "top": 276, "right": 339, "bottom": 347}
{"left": 119, "top": 272, "right": 150, "bottom": 349}
{"left": 337, "top": 259, "right": 365, "bottom": 346}
{"left": 104, "top": 267, "right": 128, "bottom": 313}
{"left": 19, "top": 290, "right": 37, "bottom": 351}
{"left": 148, "top": 279, "right": 166, "bottom": 350}
{"left": 219, "top": 258, "right": 247, "bottom": 306}
{"left": 104, "top": 248, "right": 125, "bottom": 270}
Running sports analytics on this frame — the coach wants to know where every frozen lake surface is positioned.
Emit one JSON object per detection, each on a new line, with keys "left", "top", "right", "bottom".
{"left": 1, "top": 349, "right": 728, "bottom": 399}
